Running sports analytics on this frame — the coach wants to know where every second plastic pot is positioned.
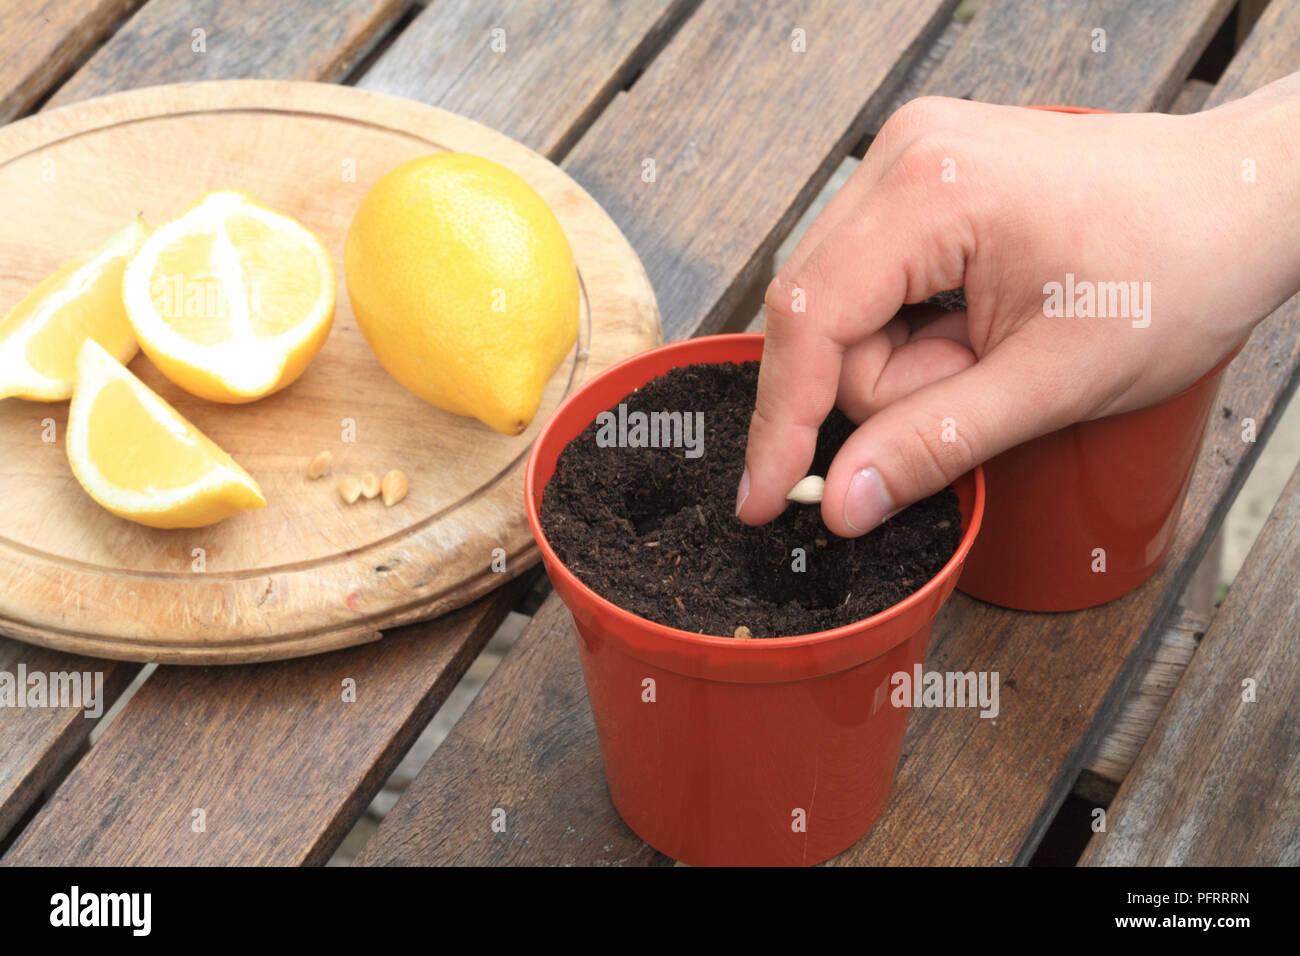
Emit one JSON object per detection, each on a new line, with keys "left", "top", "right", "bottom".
{"left": 957, "top": 345, "right": 1238, "bottom": 610}
{"left": 957, "top": 103, "right": 1238, "bottom": 611}
{"left": 526, "top": 333, "right": 985, "bottom": 866}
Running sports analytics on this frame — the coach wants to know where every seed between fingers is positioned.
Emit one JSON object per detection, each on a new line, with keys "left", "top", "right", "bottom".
{"left": 786, "top": 475, "right": 825, "bottom": 504}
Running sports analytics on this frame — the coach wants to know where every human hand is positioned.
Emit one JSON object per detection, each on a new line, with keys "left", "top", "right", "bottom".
{"left": 736, "top": 74, "right": 1300, "bottom": 537}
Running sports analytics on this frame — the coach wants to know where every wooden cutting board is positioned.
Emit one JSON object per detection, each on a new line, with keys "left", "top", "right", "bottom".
{"left": 0, "top": 80, "right": 659, "bottom": 664}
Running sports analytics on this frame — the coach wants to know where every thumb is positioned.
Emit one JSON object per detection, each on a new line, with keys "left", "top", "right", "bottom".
{"left": 819, "top": 340, "right": 1073, "bottom": 538}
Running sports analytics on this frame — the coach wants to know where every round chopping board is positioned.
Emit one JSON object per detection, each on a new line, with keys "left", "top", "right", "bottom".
{"left": 0, "top": 80, "right": 660, "bottom": 664}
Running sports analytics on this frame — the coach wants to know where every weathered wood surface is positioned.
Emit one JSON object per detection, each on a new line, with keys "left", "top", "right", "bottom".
{"left": 2, "top": 579, "right": 526, "bottom": 865}
{"left": 354, "top": 596, "right": 665, "bottom": 866}
{"left": 1168, "top": 77, "right": 1215, "bottom": 115}
{"left": 860, "top": 7, "right": 967, "bottom": 138}
{"left": 44, "top": 0, "right": 407, "bottom": 109}
{"left": 0, "top": 0, "right": 422, "bottom": 847}
{"left": 1083, "top": 608, "right": 1205, "bottom": 786}
{"left": 0, "top": 642, "right": 136, "bottom": 843}
{"left": 0, "top": 0, "right": 139, "bottom": 123}
{"left": 919, "top": 0, "right": 1234, "bottom": 110}
{"left": 356, "top": 0, "right": 1300, "bottom": 866}
{"left": 359, "top": 0, "right": 698, "bottom": 159}
{"left": 1202, "top": 0, "right": 1300, "bottom": 107}
{"left": 563, "top": 0, "right": 959, "bottom": 342}
{"left": 2, "top": 0, "right": 681, "bottom": 863}
{"left": 0, "top": 80, "right": 659, "bottom": 663}
{"left": 1080, "top": 462, "right": 1300, "bottom": 866}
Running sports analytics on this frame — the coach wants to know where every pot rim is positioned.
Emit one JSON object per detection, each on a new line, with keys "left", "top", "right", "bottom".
{"left": 525, "top": 332, "right": 986, "bottom": 652}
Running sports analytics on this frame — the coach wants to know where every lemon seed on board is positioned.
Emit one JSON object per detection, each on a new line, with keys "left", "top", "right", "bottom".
{"left": 339, "top": 476, "right": 362, "bottom": 504}
{"left": 381, "top": 470, "right": 408, "bottom": 507}
{"left": 307, "top": 451, "right": 332, "bottom": 479}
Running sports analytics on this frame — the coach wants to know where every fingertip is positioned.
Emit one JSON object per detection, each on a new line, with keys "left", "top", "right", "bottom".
{"left": 737, "top": 403, "right": 821, "bottom": 527}
{"left": 736, "top": 451, "right": 803, "bottom": 526}
{"left": 844, "top": 466, "right": 896, "bottom": 533}
{"left": 763, "top": 274, "right": 800, "bottom": 316}
{"left": 821, "top": 465, "right": 897, "bottom": 537}
{"left": 734, "top": 466, "right": 750, "bottom": 518}
{"left": 735, "top": 478, "right": 791, "bottom": 526}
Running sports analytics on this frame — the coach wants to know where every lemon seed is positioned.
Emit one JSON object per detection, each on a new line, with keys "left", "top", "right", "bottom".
{"left": 381, "top": 469, "right": 408, "bottom": 507}
{"left": 307, "top": 450, "right": 332, "bottom": 479}
{"left": 786, "top": 475, "right": 824, "bottom": 504}
{"left": 339, "top": 476, "right": 362, "bottom": 504}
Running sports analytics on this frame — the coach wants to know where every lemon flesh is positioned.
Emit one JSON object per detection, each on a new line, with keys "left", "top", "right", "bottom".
{"left": 66, "top": 340, "right": 266, "bottom": 529}
{"left": 123, "top": 190, "right": 335, "bottom": 403}
{"left": 344, "top": 153, "right": 579, "bottom": 435}
{"left": 0, "top": 219, "right": 150, "bottom": 401}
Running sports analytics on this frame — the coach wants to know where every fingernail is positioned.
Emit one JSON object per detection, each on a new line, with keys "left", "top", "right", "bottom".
{"left": 844, "top": 467, "right": 894, "bottom": 533}
{"left": 735, "top": 466, "right": 750, "bottom": 517}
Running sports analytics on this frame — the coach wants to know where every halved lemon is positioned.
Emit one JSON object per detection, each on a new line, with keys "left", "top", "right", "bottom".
{"left": 123, "top": 190, "right": 335, "bottom": 403}
{"left": 0, "top": 218, "right": 150, "bottom": 401}
{"left": 67, "top": 339, "right": 266, "bottom": 528}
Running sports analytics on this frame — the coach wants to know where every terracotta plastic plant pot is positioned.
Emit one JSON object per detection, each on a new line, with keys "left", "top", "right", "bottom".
{"left": 957, "top": 346, "right": 1238, "bottom": 611}
{"left": 958, "top": 103, "right": 1237, "bottom": 611}
{"left": 526, "top": 333, "right": 985, "bottom": 866}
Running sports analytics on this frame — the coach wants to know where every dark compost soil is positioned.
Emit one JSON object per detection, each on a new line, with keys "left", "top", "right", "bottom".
{"left": 539, "top": 361, "right": 962, "bottom": 638}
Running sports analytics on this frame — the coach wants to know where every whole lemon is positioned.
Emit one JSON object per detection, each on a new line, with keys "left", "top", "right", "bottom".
{"left": 344, "top": 153, "right": 579, "bottom": 435}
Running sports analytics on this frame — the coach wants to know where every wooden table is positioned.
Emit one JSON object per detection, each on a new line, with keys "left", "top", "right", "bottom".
{"left": 1, "top": 0, "right": 1297, "bottom": 867}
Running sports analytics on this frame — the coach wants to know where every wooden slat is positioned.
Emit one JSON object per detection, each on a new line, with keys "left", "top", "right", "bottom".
{"left": 1081, "top": 608, "right": 1204, "bottom": 787}
{"left": 1, "top": 585, "right": 523, "bottom": 865}
{"left": 0, "top": 643, "right": 136, "bottom": 842}
{"left": 562, "top": 0, "right": 959, "bottom": 342}
{"left": 0, "top": 0, "right": 415, "bottom": 847}
{"left": 0, "top": 0, "right": 139, "bottom": 123}
{"left": 356, "top": 0, "right": 1300, "bottom": 865}
{"left": 43, "top": 0, "right": 407, "bottom": 109}
{"left": 0, "top": 649, "right": 139, "bottom": 848}
{"left": 860, "top": 8, "right": 967, "bottom": 138}
{"left": 1167, "top": 77, "right": 1215, "bottom": 115}
{"left": 2, "top": 0, "right": 685, "bottom": 866}
{"left": 1205, "top": 0, "right": 1300, "bottom": 104}
{"left": 1081, "top": 462, "right": 1300, "bottom": 866}
{"left": 358, "top": 0, "right": 697, "bottom": 159}
{"left": 1237, "top": 0, "right": 1271, "bottom": 48}
{"left": 356, "top": 597, "right": 665, "bottom": 866}
{"left": 919, "top": 0, "right": 1234, "bottom": 110}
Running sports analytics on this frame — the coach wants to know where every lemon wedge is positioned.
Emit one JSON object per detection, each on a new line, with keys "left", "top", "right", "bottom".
{"left": 0, "top": 219, "right": 150, "bottom": 401}
{"left": 123, "top": 190, "right": 334, "bottom": 403}
{"left": 66, "top": 340, "right": 266, "bottom": 528}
